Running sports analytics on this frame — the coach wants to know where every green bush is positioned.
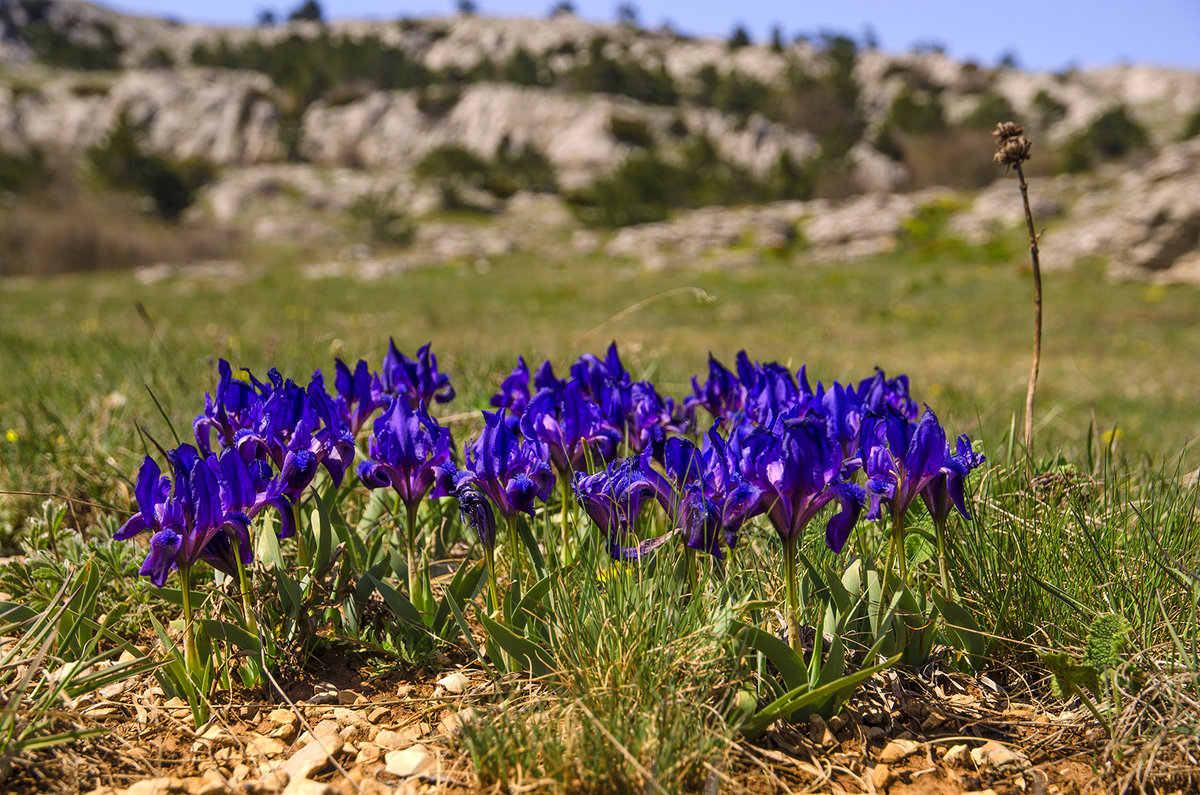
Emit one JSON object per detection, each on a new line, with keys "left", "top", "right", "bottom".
{"left": 1087, "top": 105, "right": 1148, "bottom": 158}
{"left": 1032, "top": 89, "right": 1068, "bottom": 130}
{"left": 570, "top": 135, "right": 801, "bottom": 226}
{"left": 347, "top": 192, "right": 416, "bottom": 246}
{"left": 86, "top": 115, "right": 216, "bottom": 221}
{"left": 415, "top": 143, "right": 557, "bottom": 199}
{"left": 1060, "top": 105, "right": 1149, "bottom": 172}
{"left": 607, "top": 115, "right": 655, "bottom": 148}
{"left": 191, "top": 32, "right": 433, "bottom": 108}
{"left": 563, "top": 39, "right": 678, "bottom": 105}
{"left": 884, "top": 86, "right": 947, "bottom": 135}
{"left": 23, "top": 18, "right": 123, "bottom": 70}
{"left": 1182, "top": 108, "right": 1200, "bottom": 140}
{"left": 0, "top": 148, "right": 49, "bottom": 195}
{"left": 961, "top": 92, "right": 1017, "bottom": 131}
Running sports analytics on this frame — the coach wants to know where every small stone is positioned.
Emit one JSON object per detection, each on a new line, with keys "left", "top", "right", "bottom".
{"left": 229, "top": 764, "right": 252, "bottom": 784}
{"left": 193, "top": 769, "right": 226, "bottom": 795}
{"left": 436, "top": 672, "right": 470, "bottom": 694}
{"left": 240, "top": 704, "right": 262, "bottom": 722}
{"left": 124, "top": 778, "right": 186, "bottom": 795}
{"left": 944, "top": 744, "right": 970, "bottom": 768}
{"left": 280, "top": 736, "right": 345, "bottom": 781}
{"left": 270, "top": 722, "right": 297, "bottom": 743}
{"left": 242, "top": 771, "right": 288, "bottom": 795}
{"left": 807, "top": 714, "right": 836, "bottom": 748}
{"left": 827, "top": 714, "right": 847, "bottom": 733}
{"left": 268, "top": 709, "right": 300, "bottom": 727}
{"left": 367, "top": 707, "right": 390, "bottom": 724}
{"left": 245, "top": 735, "right": 288, "bottom": 757}
{"left": 439, "top": 707, "right": 481, "bottom": 737}
{"left": 356, "top": 742, "right": 382, "bottom": 765}
{"left": 395, "top": 684, "right": 415, "bottom": 699}
{"left": 337, "top": 689, "right": 361, "bottom": 705}
{"left": 879, "top": 739, "right": 919, "bottom": 765}
{"left": 373, "top": 729, "right": 413, "bottom": 750}
{"left": 384, "top": 745, "right": 434, "bottom": 778}
{"left": 281, "top": 781, "right": 336, "bottom": 795}
{"left": 864, "top": 726, "right": 887, "bottom": 742}
{"left": 971, "top": 741, "right": 1030, "bottom": 773}
{"left": 871, "top": 764, "right": 891, "bottom": 791}
{"left": 307, "top": 683, "right": 339, "bottom": 705}
{"left": 863, "top": 709, "right": 887, "bottom": 726}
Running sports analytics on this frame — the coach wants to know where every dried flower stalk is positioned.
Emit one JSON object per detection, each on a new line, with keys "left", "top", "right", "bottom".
{"left": 994, "top": 121, "right": 1041, "bottom": 456}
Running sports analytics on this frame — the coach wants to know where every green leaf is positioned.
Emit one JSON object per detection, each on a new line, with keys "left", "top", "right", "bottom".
{"left": 1043, "top": 651, "right": 1102, "bottom": 699}
{"left": 432, "top": 559, "right": 486, "bottom": 639}
{"left": 931, "top": 591, "right": 988, "bottom": 671}
{"left": 366, "top": 574, "right": 423, "bottom": 629}
{"left": 148, "top": 587, "right": 210, "bottom": 609}
{"left": 258, "top": 523, "right": 285, "bottom": 570}
{"left": 740, "top": 653, "right": 900, "bottom": 739}
{"left": 1085, "top": 613, "right": 1130, "bottom": 673}
{"left": 199, "top": 619, "right": 263, "bottom": 654}
{"left": 478, "top": 611, "right": 556, "bottom": 680}
{"left": 734, "top": 621, "right": 807, "bottom": 693}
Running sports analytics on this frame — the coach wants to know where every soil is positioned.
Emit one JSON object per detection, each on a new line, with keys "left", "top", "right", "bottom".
{"left": 5, "top": 643, "right": 1134, "bottom": 795}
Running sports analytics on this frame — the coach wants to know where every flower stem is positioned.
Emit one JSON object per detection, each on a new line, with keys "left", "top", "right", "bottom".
{"left": 233, "top": 541, "right": 258, "bottom": 637}
{"left": 507, "top": 513, "right": 523, "bottom": 582}
{"left": 484, "top": 543, "right": 501, "bottom": 616}
{"left": 1015, "top": 160, "right": 1042, "bottom": 459}
{"left": 179, "top": 563, "right": 202, "bottom": 678}
{"left": 782, "top": 535, "right": 802, "bottom": 656}
{"left": 559, "top": 477, "right": 572, "bottom": 567}
{"left": 934, "top": 515, "right": 951, "bottom": 596}
{"left": 404, "top": 501, "right": 423, "bottom": 607}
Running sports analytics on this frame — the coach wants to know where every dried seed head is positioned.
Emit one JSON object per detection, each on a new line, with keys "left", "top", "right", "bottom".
{"left": 993, "top": 121, "right": 1032, "bottom": 165}
{"left": 993, "top": 121, "right": 1025, "bottom": 142}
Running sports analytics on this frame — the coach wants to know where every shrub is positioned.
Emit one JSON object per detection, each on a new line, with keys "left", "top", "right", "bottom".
{"left": 884, "top": 86, "right": 947, "bottom": 135}
{"left": 1032, "top": 89, "right": 1068, "bottom": 131}
{"left": 961, "top": 92, "right": 1017, "bottom": 131}
{"left": 23, "top": 17, "right": 123, "bottom": 70}
{"left": 607, "top": 115, "right": 655, "bottom": 148}
{"left": 1086, "top": 105, "right": 1148, "bottom": 159}
{"left": 287, "top": 0, "right": 324, "bottom": 22}
{"left": 0, "top": 148, "right": 49, "bottom": 195}
{"left": 85, "top": 114, "right": 216, "bottom": 221}
{"left": 563, "top": 39, "right": 678, "bottom": 105}
{"left": 1182, "top": 108, "right": 1200, "bottom": 140}
{"left": 415, "top": 143, "right": 557, "bottom": 199}
{"left": 727, "top": 24, "right": 751, "bottom": 50}
{"left": 347, "top": 192, "right": 416, "bottom": 246}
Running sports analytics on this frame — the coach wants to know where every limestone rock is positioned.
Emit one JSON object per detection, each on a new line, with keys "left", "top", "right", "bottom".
{"left": 879, "top": 739, "right": 920, "bottom": 764}
{"left": 384, "top": 744, "right": 434, "bottom": 778}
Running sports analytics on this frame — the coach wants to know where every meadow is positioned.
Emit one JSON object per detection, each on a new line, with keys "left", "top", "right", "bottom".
{"left": 2, "top": 232, "right": 1200, "bottom": 793}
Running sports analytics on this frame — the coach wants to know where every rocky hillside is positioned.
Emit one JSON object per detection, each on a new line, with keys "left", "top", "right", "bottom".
{"left": 2, "top": 0, "right": 1199, "bottom": 280}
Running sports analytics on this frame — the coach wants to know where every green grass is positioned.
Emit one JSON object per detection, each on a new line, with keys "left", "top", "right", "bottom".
{"left": 2, "top": 237, "right": 1200, "bottom": 789}
{"left": 2, "top": 242, "right": 1198, "bottom": 537}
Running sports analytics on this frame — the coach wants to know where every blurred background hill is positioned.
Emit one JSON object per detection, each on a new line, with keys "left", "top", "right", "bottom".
{"left": 1, "top": 0, "right": 1199, "bottom": 280}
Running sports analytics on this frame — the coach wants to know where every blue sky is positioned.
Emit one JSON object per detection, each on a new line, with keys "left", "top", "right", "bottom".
{"left": 106, "top": 0, "right": 1200, "bottom": 72}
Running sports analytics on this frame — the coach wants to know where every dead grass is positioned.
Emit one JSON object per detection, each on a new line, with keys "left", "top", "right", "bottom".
{"left": 0, "top": 173, "right": 238, "bottom": 277}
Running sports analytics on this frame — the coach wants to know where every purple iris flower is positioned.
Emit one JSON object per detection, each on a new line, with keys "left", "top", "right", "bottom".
{"left": 381, "top": 340, "right": 455, "bottom": 407}
{"left": 440, "top": 409, "right": 555, "bottom": 521}
{"left": 626, "top": 381, "right": 690, "bottom": 455}
{"left": 860, "top": 406, "right": 950, "bottom": 523}
{"left": 817, "top": 381, "right": 866, "bottom": 464}
{"left": 570, "top": 343, "right": 633, "bottom": 434}
{"left": 519, "top": 380, "right": 619, "bottom": 474}
{"left": 920, "top": 434, "right": 987, "bottom": 525}
{"left": 334, "top": 358, "right": 389, "bottom": 435}
{"left": 573, "top": 429, "right": 764, "bottom": 561}
{"left": 230, "top": 370, "right": 356, "bottom": 499}
{"left": 357, "top": 397, "right": 454, "bottom": 513}
{"left": 856, "top": 368, "right": 918, "bottom": 422}
{"left": 193, "top": 359, "right": 272, "bottom": 455}
{"left": 489, "top": 356, "right": 533, "bottom": 418}
{"left": 687, "top": 352, "right": 751, "bottom": 421}
{"left": 732, "top": 415, "right": 865, "bottom": 554}
{"left": 742, "top": 357, "right": 811, "bottom": 430}
{"left": 572, "top": 457, "right": 673, "bottom": 561}
{"left": 115, "top": 445, "right": 290, "bottom": 586}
